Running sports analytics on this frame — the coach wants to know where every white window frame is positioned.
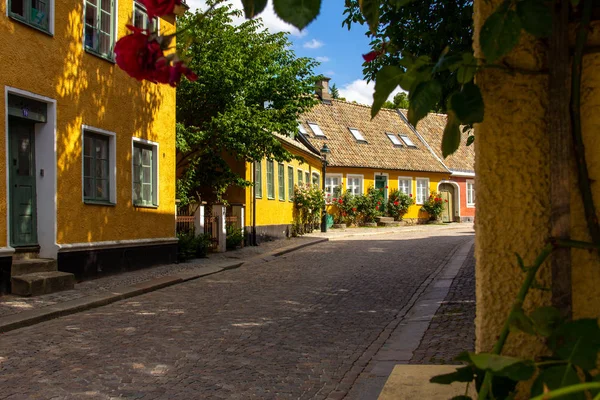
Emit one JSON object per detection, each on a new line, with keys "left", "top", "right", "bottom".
{"left": 346, "top": 174, "right": 364, "bottom": 196}
{"left": 466, "top": 179, "right": 475, "bottom": 208}
{"left": 387, "top": 133, "right": 403, "bottom": 146}
{"left": 400, "top": 134, "right": 417, "bottom": 147}
{"left": 398, "top": 176, "right": 413, "bottom": 196}
{"left": 312, "top": 171, "right": 320, "bottom": 186}
{"left": 7, "top": 0, "right": 55, "bottom": 34}
{"left": 325, "top": 173, "right": 343, "bottom": 202}
{"left": 133, "top": 0, "right": 159, "bottom": 32}
{"left": 416, "top": 178, "right": 429, "bottom": 205}
{"left": 305, "top": 171, "right": 310, "bottom": 186}
{"left": 297, "top": 168, "right": 304, "bottom": 186}
{"left": 307, "top": 122, "right": 326, "bottom": 137}
{"left": 298, "top": 122, "right": 307, "bottom": 135}
{"left": 132, "top": 137, "right": 159, "bottom": 207}
{"left": 348, "top": 127, "right": 366, "bottom": 142}
{"left": 81, "top": 125, "right": 117, "bottom": 204}
{"left": 83, "top": 0, "right": 118, "bottom": 60}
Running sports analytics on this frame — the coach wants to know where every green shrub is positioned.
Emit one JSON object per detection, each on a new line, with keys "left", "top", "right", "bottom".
{"left": 177, "top": 231, "right": 212, "bottom": 261}
{"left": 421, "top": 191, "right": 446, "bottom": 221}
{"left": 226, "top": 225, "right": 244, "bottom": 249}
{"left": 387, "top": 189, "right": 414, "bottom": 220}
{"left": 355, "top": 187, "right": 383, "bottom": 223}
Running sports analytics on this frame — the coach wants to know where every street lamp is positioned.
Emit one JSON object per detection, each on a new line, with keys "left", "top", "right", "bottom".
{"left": 320, "top": 143, "right": 330, "bottom": 233}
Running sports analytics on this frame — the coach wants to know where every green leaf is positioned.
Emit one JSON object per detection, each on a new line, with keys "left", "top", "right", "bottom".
{"left": 480, "top": 7, "right": 522, "bottom": 62}
{"left": 372, "top": 66, "right": 404, "bottom": 118}
{"left": 392, "top": 0, "right": 416, "bottom": 7}
{"left": 457, "top": 65, "right": 476, "bottom": 84}
{"left": 442, "top": 111, "right": 461, "bottom": 158}
{"left": 407, "top": 80, "right": 442, "bottom": 127}
{"left": 273, "top": 0, "right": 321, "bottom": 30}
{"left": 516, "top": 253, "right": 526, "bottom": 271}
{"left": 450, "top": 83, "right": 484, "bottom": 125}
{"left": 468, "top": 353, "right": 536, "bottom": 381}
{"left": 530, "top": 306, "right": 563, "bottom": 337}
{"left": 548, "top": 319, "right": 600, "bottom": 370}
{"left": 466, "top": 135, "right": 475, "bottom": 146}
{"left": 430, "top": 366, "right": 475, "bottom": 385}
{"left": 241, "top": 0, "right": 268, "bottom": 18}
{"left": 510, "top": 307, "right": 536, "bottom": 335}
{"left": 516, "top": 0, "right": 552, "bottom": 37}
{"left": 359, "top": 0, "right": 380, "bottom": 36}
{"left": 531, "top": 365, "right": 584, "bottom": 399}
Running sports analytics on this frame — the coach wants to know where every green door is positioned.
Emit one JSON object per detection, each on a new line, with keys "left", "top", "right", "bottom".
{"left": 9, "top": 118, "right": 37, "bottom": 247}
{"left": 375, "top": 175, "right": 388, "bottom": 212}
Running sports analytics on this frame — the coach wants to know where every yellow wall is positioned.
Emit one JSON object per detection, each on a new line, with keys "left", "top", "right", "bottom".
{"left": 0, "top": 1, "right": 176, "bottom": 245}
{"left": 245, "top": 147, "right": 322, "bottom": 227}
{"left": 324, "top": 167, "right": 449, "bottom": 220}
{"left": 473, "top": 0, "right": 600, "bottom": 358}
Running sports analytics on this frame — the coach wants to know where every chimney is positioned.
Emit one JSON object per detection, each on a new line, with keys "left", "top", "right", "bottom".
{"left": 316, "top": 77, "right": 332, "bottom": 102}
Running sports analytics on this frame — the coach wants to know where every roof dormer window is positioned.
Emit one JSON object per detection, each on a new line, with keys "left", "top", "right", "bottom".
{"left": 400, "top": 135, "right": 417, "bottom": 147}
{"left": 386, "top": 133, "right": 403, "bottom": 146}
{"left": 308, "top": 122, "right": 326, "bottom": 137}
{"left": 298, "top": 122, "right": 307, "bottom": 135}
{"left": 349, "top": 128, "right": 367, "bottom": 142}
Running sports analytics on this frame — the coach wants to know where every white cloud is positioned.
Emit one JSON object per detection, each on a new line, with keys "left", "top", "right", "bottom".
{"left": 315, "top": 56, "right": 330, "bottom": 63}
{"left": 338, "top": 79, "right": 404, "bottom": 106}
{"left": 185, "top": 0, "right": 307, "bottom": 37}
{"left": 303, "top": 39, "right": 324, "bottom": 49}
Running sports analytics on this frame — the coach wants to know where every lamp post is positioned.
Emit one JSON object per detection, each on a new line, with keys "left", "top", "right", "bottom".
{"left": 320, "top": 143, "right": 330, "bottom": 233}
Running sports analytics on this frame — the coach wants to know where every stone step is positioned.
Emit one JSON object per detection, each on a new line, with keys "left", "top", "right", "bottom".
{"left": 377, "top": 221, "right": 401, "bottom": 227}
{"left": 11, "top": 258, "right": 57, "bottom": 277}
{"left": 11, "top": 271, "right": 75, "bottom": 297}
{"left": 376, "top": 216, "right": 395, "bottom": 223}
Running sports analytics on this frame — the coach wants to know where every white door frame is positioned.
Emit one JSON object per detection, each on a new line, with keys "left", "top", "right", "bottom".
{"left": 437, "top": 180, "right": 461, "bottom": 220}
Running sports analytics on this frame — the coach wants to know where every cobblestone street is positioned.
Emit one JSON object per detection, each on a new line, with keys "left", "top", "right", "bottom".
{"left": 0, "top": 226, "right": 473, "bottom": 399}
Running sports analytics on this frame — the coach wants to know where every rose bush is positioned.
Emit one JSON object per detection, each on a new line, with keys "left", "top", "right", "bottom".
{"left": 387, "top": 189, "right": 414, "bottom": 220}
{"left": 292, "top": 183, "right": 325, "bottom": 235}
{"left": 421, "top": 191, "right": 445, "bottom": 221}
{"left": 355, "top": 186, "right": 383, "bottom": 224}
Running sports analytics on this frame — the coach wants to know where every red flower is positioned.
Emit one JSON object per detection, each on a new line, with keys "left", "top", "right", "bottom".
{"left": 394, "top": 201, "right": 399, "bottom": 206}
{"left": 385, "top": 185, "right": 388, "bottom": 189}
{"left": 342, "top": 212, "right": 347, "bottom": 216}
{"left": 377, "top": 201, "right": 381, "bottom": 205}
{"left": 409, "top": 194, "right": 412, "bottom": 197}
{"left": 444, "top": 199, "right": 448, "bottom": 203}
{"left": 137, "top": 0, "right": 182, "bottom": 18}
{"left": 333, "top": 198, "right": 337, "bottom": 202}
{"left": 376, "top": 206, "right": 379, "bottom": 210}
{"left": 362, "top": 50, "right": 379, "bottom": 63}
{"left": 339, "top": 199, "right": 343, "bottom": 204}
{"left": 352, "top": 207, "right": 357, "bottom": 212}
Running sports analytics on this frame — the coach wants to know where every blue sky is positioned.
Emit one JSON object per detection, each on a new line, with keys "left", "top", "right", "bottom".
{"left": 186, "top": 0, "right": 402, "bottom": 105}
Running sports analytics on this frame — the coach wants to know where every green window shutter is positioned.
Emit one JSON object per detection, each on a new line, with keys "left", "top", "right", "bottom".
{"left": 288, "top": 166, "right": 294, "bottom": 200}
{"left": 83, "top": 132, "right": 109, "bottom": 201}
{"left": 278, "top": 164, "right": 285, "bottom": 201}
{"left": 254, "top": 162, "right": 262, "bottom": 198}
{"left": 267, "top": 161, "right": 274, "bottom": 199}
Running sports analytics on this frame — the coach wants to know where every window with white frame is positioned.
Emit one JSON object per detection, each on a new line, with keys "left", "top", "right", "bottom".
{"left": 287, "top": 166, "right": 294, "bottom": 200}
{"left": 312, "top": 172, "right": 320, "bottom": 186}
{"left": 305, "top": 171, "right": 310, "bottom": 185}
{"left": 346, "top": 175, "right": 363, "bottom": 196}
{"left": 132, "top": 140, "right": 158, "bottom": 206}
{"left": 83, "top": 127, "right": 116, "bottom": 204}
{"left": 467, "top": 180, "right": 475, "bottom": 207}
{"left": 307, "top": 122, "right": 326, "bottom": 137}
{"left": 348, "top": 128, "right": 367, "bottom": 142}
{"left": 325, "top": 174, "right": 342, "bottom": 201}
{"left": 267, "top": 160, "right": 275, "bottom": 199}
{"left": 387, "top": 133, "right": 403, "bottom": 146}
{"left": 297, "top": 169, "right": 304, "bottom": 185}
{"left": 278, "top": 163, "right": 285, "bottom": 201}
{"left": 298, "top": 122, "right": 307, "bottom": 135}
{"left": 133, "top": 0, "right": 158, "bottom": 32}
{"left": 416, "top": 178, "right": 429, "bottom": 204}
{"left": 254, "top": 161, "right": 262, "bottom": 198}
{"left": 398, "top": 177, "right": 412, "bottom": 196}
{"left": 84, "top": 0, "right": 116, "bottom": 58}
{"left": 9, "top": 0, "right": 52, "bottom": 32}
{"left": 400, "top": 135, "right": 417, "bottom": 147}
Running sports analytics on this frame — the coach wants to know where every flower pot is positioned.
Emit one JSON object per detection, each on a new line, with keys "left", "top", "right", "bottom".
{"left": 332, "top": 223, "right": 346, "bottom": 229}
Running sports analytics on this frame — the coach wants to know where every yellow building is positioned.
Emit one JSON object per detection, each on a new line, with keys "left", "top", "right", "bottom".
{"left": 0, "top": 0, "right": 178, "bottom": 293}
{"left": 301, "top": 79, "right": 452, "bottom": 223}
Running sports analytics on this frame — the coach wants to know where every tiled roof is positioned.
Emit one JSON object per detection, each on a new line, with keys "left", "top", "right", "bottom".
{"left": 299, "top": 100, "right": 449, "bottom": 173}
{"left": 273, "top": 132, "right": 320, "bottom": 160}
{"left": 399, "top": 110, "right": 475, "bottom": 173}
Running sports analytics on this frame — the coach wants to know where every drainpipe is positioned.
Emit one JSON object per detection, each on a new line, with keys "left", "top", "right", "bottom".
{"left": 252, "top": 162, "right": 257, "bottom": 246}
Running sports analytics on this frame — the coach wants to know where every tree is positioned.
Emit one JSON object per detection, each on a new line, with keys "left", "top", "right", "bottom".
{"left": 342, "top": 0, "right": 473, "bottom": 110}
{"left": 383, "top": 92, "right": 410, "bottom": 109}
{"left": 175, "top": 2, "right": 318, "bottom": 204}
{"left": 330, "top": 83, "right": 340, "bottom": 99}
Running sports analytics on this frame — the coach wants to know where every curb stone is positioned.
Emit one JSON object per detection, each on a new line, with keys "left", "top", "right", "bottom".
{"left": 0, "top": 237, "right": 329, "bottom": 333}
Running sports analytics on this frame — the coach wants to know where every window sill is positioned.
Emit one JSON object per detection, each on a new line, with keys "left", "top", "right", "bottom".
{"left": 267, "top": 197, "right": 275, "bottom": 200}
{"left": 467, "top": 204, "right": 475, "bottom": 208}
{"left": 9, "top": 15, "right": 53, "bottom": 36}
{"left": 255, "top": 196, "right": 262, "bottom": 199}
{"left": 85, "top": 48, "right": 116, "bottom": 64}
{"left": 134, "top": 203, "right": 158, "bottom": 209}
{"left": 84, "top": 200, "right": 116, "bottom": 206}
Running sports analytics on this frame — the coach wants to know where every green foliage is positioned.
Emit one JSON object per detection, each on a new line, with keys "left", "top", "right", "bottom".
{"left": 355, "top": 187, "right": 384, "bottom": 223}
{"left": 176, "top": 2, "right": 318, "bottom": 204}
{"left": 293, "top": 183, "right": 325, "bottom": 234}
{"left": 330, "top": 83, "right": 340, "bottom": 99}
{"left": 421, "top": 191, "right": 445, "bottom": 220}
{"left": 328, "top": 188, "right": 359, "bottom": 225}
{"left": 387, "top": 189, "right": 414, "bottom": 220}
{"left": 177, "top": 232, "right": 212, "bottom": 261}
{"left": 226, "top": 225, "right": 244, "bottom": 249}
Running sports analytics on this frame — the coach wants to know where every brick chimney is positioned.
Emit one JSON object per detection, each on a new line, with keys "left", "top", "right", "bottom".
{"left": 316, "top": 77, "right": 332, "bottom": 102}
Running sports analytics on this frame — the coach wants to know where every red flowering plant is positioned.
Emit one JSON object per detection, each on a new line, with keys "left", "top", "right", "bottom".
{"left": 114, "top": 0, "right": 199, "bottom": 86}
{"left": 328, "top": 187, "right": 358, "bottom": 226}
{"left": 387, "top": 189, "right": 414, "bottom": 221}
{"left": 421, "top": 191, "right": 445, "bottom": 221}
{"left": 354, "top": 186, "right": 383, "bottom": 224}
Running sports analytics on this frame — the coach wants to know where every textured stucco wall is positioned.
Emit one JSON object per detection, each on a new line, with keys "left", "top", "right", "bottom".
{"left": 474, "top": 0, "right": 600, "bottom": 358}
{"left": 0, "top": 1, "right": 176, "bottom": 245}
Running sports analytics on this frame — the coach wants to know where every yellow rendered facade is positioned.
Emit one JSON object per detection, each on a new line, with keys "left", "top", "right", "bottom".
{"left": 324, "top": 167, "right": 450, "bottom": 220}
{"left": 0, "top": 1, "right": 176, "bottom": 257}
{"left": 474, "top": 0, "right": 600, "bottom": 358}
{"left": 245, "top": 144, "right": 322, "bottom": 228}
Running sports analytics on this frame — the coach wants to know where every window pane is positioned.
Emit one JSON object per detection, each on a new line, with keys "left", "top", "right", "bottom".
{"left": 85, "top": 2, "right": 97, "bottom": 26}
{"left": 96, "top": 178, "right": 108, "bottom": 200}
{"left": 133, "top": 182, "right": 141, "bottom": 202}
{"left": 98, "top": 32, "right": 110, "bottom": 54}
{"left": 96, "top": 138, "right": 108, "bottom": 160}
{"left": 400, "top": 135, "right": 416, "bottom": 147}
{"left": 84, "top": 177, "right": 93, "bottom": 198}
{"left": 84, "top": 25, "right": 97, "bottom": 50}
{"left": 142, "top": 183, "right": 152, "bottom": 202}
{"left": 84, "top": 156, "right": 92, "bottom": 178}
{"left": 133, "top": 8, "right": 144, "bottom": 28}
{"left": 11, "top": 0, "right": 25, "bottom": 16}
{"left": 297, "top": 170, "right": 303, "bottom": 183}
{"left": 100, "top": 11, "right": 111, "bottom": 33}
{"left": 95, "top": 159, "right": 108, "bottom": 179}
{"left": 142, "top": 166, "right": 151, "bottom": 184}
{"left": 31, "top": 0, "right": 48, "bottom": 26}
{"left": 101, "top": 0, "right": 111, "bottom": 12}
{"left": 349, "top": 128, "right": 366, "bottom": 141}
{"left": 142, "top": 148, "right": 152, "bottom": 166}
{"left": 305, "top": 172, "right": 309, "bottom": 184}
